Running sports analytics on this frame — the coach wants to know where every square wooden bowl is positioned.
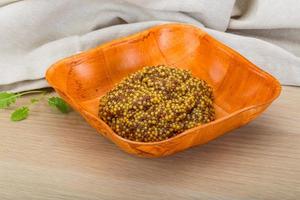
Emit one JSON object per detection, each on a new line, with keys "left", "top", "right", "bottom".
{"left": 46, "top": 23, "right": 281, "bottom": 157}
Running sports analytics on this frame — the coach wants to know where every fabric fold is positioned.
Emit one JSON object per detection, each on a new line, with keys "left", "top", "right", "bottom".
{"left": 0, "top": 0, "right": 299, "bottom": 92}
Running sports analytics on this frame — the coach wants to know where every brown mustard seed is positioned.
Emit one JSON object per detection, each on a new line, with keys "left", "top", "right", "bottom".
{"left": 98, "top": 65, "right": 215, "bottom": 142}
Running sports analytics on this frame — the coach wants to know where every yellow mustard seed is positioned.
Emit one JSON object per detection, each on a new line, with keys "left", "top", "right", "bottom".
{"left": 99, "top": 65, "right": 215, "bottom": 142}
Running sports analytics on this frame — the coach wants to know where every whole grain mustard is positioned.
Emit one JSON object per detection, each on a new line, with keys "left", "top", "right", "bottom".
{"left": 99, "top": 65, "right": 215, "bottom": 142}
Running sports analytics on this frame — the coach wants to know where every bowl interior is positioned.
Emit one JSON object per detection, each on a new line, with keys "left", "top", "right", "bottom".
{"left": 47, "top": 24, "right": 280, "bottom": 134}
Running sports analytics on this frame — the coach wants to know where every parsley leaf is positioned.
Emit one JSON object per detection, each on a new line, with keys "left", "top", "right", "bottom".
{"left": 0, "top": 92, "right": 18, "bottom": 109}
{"left": 10, "top": 107, "right": 29, "bottom": 121}
{"left": 48, "top": 97, "right": 70, "bottom": 113}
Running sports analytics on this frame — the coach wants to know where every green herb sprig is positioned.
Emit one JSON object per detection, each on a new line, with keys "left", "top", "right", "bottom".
{"left": 0, "top": 90, "right": 71, "bottom": 121}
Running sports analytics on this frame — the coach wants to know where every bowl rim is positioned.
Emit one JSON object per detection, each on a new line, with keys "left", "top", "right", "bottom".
{"left": 46, "top": 23, "right": 282, "bottom": 146}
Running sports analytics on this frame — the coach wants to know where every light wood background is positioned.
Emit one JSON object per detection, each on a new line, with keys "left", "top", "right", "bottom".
{"left": 0, "top": 86, "right": 299, "bottom": 200}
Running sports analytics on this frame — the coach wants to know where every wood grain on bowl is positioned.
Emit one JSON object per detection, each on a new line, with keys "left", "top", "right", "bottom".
{"left": 46, "top": 23, "right": 281, "bottom": 157}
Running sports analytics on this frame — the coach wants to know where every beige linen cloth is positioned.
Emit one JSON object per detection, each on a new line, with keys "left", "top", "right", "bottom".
{"left": 0, "top": 0, "right": 299, "bottom": 92}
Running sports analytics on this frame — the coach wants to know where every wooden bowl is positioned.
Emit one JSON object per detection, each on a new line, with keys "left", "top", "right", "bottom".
{"left": 46, "top": 23, "right": 281, "bottom": 158}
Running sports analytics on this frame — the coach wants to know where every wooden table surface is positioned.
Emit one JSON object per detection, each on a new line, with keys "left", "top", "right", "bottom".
{"left": 0, "top": 86, "right": 299, "bottom": 200}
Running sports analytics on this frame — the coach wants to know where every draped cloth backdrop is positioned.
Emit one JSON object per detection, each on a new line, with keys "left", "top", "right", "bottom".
{"left": 0, "top": 0, "right": 300, "bottom": 92}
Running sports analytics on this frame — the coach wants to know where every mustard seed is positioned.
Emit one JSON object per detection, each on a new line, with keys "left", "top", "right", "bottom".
{"left": 99, "top": 65, "right": 215, "bottom": 142}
